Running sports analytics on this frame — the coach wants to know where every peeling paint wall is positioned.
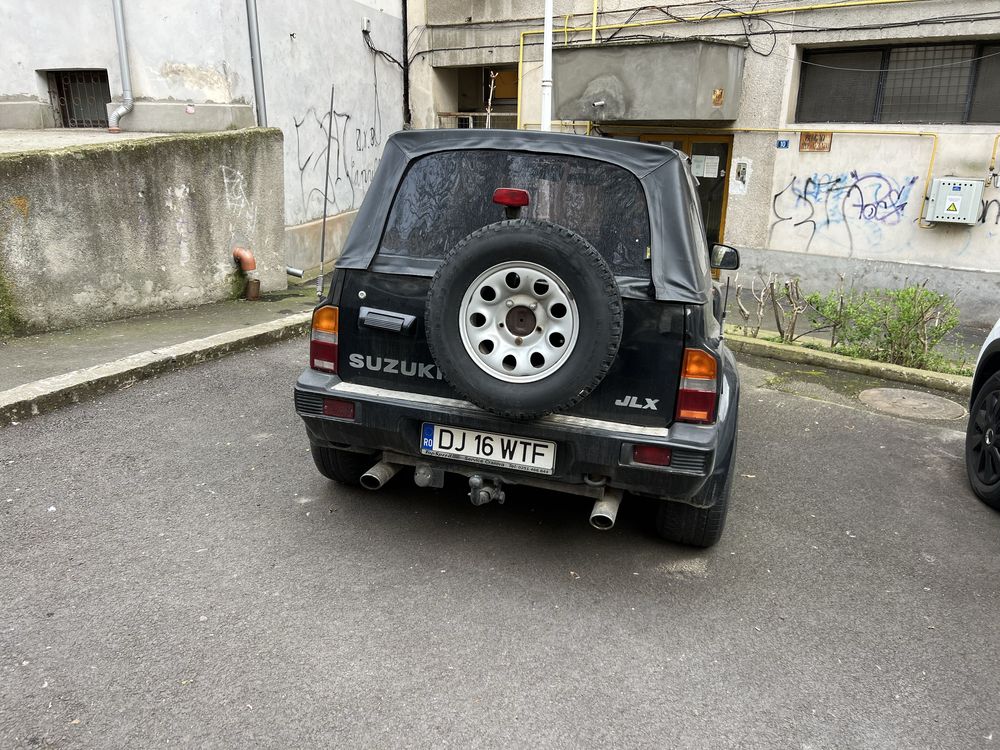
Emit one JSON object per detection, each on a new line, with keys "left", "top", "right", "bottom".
{"left": 0, "top": 130, "right": 285, "bottom": 335}
{"left": 0, "top": 0, "right": 254, "bottom": 125}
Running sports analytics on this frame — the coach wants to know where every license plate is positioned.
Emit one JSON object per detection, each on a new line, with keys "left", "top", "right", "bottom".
{"left": 420, "top": 423, "right": 556, "bottom": 475}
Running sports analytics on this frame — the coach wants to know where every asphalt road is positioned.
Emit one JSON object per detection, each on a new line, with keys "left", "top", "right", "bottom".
{"left": 2, "top": 339, "right": 998, "bottom": 749}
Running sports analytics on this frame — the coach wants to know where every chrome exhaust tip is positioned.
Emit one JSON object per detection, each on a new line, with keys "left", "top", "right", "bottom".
{"left": 589, "top": 489, "right": 623, "bottom": 531}
{"left": 360, "top": 460, "right": 400, "bottom": 490}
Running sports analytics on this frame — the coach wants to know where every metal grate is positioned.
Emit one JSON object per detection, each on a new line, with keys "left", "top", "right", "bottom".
{"left": 47, "top": 70, "right": 112, "bottom": 128}
{"left": 797, "top": 49, "right": 882, "bottom": 123}
{"left": 970, "top": 44, "right": 1000, "bottom": 123}
{"left": 436, "top": 111, "right": 518, "bottom": 130}
{"left": 797, "top": 42, "right": 1000, "bottom": 124}
{"left": 879, "top": 45, "right": 975, "bottom": 123}
{"left": 294, "top": 390, "right": 324, "bottom": 416}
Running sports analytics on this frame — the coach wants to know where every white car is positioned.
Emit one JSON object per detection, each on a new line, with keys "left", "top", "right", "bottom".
{"left": 967, "top": 318, "right": 1000, "bottom": 509}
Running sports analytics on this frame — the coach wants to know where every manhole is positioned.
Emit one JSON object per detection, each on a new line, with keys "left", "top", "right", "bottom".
{"left": 858, "top": 388, "right": 966, "bottom": 420}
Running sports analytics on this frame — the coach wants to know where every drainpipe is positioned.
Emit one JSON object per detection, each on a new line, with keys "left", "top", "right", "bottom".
{"left": 402, "top": 0, "right": 411, "bottom": 126}
{"left": 245, "top": 0, "right": 268, "bottom": 126}
{"left": 540, "top": 0, "right": 553, "bottom": 131}
{"left": 107, "top": 0, "right": 133, "bottom": 133}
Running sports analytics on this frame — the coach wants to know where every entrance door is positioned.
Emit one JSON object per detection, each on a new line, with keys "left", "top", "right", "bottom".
{"left": 640, "top": 134, "right": 732, "bottom": 247}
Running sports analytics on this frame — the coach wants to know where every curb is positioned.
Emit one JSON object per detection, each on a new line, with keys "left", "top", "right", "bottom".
{"left": 725, "top": 331, "right": 973, "bottom": 399}
{"left": 0, "top": 312, "right": 311, "bottom": 427}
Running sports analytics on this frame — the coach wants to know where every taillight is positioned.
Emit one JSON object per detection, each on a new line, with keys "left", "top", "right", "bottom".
{"left": 676, "top": 348, "right": 718, "bottom": 424}
{"left": 632, "top": 444, "right": 672, "bottom": 466}
{"left": 310, "top": 305, "right": 339, "bottom": 373}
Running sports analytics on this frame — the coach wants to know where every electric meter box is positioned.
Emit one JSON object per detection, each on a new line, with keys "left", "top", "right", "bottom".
{"left": 923, "top": 177, "right": 985, "bottom": 225}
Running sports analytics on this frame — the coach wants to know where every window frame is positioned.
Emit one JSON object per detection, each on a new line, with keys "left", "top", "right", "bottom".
{"left": 795, "top": 40, "right": 1000, "bottom": 125}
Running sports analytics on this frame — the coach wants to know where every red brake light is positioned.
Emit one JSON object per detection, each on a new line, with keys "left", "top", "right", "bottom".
{"left": 633, "top": 444, "right": 672, "bottom": 466}
{"left": 310, "top": 306, "right": 339, "bottom": 373}
{"left": 492, "top": 188, "right": 530, "bottom": 208}
{"left": 322, "top": 398, "right": 355, "bottom": 420}
{"left": 676, "top": 349, "right": 718, "bottom": 424}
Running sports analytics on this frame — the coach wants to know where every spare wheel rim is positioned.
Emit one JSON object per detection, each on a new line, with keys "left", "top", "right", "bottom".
{"left": 458, "top": 260, "right": 580, "bottom": 384}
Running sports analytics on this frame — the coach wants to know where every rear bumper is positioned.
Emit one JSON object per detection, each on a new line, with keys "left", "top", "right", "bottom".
{"left": 294, "top": 368, "right": 739, "bottom": 503}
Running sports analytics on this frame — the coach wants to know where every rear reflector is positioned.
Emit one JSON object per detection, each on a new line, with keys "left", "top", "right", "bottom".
{"left": 322, "top": 398, "right": 355, "bottom": 420}
{"left": 676, "top": 348, "right": 718, "bottom": 424}
{"left": 310, "top": 306, "right": 339, "bottom": 373}
{"left": 633, "top": 444, "right": 672, "bottom": 467}
{"left": 493, "top": 188, "right": 530, "bottom": 208}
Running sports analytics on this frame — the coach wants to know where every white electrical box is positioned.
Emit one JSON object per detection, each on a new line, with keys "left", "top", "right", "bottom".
{"left": 923, "top": 177, "right": 985, "bottom": 225}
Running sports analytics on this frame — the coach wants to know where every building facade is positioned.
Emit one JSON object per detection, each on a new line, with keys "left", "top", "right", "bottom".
{"left": 0, "top": 0, "right": 406, "bottom": 277}
{"left": 407, "top": 0, "right": 1000, "bottom": 324}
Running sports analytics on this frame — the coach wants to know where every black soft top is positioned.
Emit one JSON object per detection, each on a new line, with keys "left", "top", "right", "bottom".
{"left": 336, "top": 129, "right": 710, "bottom": 304}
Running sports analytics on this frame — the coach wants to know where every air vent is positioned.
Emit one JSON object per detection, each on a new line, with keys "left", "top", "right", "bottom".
{"left": 294, "top": 390, "right": 324, "bottom": 416}
{"left": 669, "top": 449, "right": 709, "bottom": 475}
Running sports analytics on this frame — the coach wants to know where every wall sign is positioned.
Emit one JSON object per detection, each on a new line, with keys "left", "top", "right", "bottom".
{"left": 776, "top": 139, "right": 790, "bottom": 149}
{"left": 800, "top": 132, "right": 833, "bottom": 152}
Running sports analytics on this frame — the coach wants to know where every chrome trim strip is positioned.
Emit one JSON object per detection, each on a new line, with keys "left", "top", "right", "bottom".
{"left": 328, "top": 381, "right": 671, "bottom": 438}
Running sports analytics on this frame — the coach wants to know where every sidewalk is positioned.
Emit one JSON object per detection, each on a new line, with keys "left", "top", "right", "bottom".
{"left": 0, "top": 284, "right": 320, "bottom": 425}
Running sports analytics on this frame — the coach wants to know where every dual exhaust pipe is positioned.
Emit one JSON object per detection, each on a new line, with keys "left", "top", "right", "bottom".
{"left": 358, "top": 459, "right": 623, "bottom": 530}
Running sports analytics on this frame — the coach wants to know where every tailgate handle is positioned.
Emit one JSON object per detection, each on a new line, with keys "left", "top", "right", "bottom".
{"left": 359, "top": 306, "right": 416, "bottom": 335}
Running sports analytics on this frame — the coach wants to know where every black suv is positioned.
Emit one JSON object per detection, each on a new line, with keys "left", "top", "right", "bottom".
{"left": 294, "top": 130, "right": 740, "bottom": 547}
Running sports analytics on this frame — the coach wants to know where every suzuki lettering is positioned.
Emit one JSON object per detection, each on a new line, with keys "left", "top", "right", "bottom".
{"left": 348, "top": 353, "right": 444, "bottom": 380}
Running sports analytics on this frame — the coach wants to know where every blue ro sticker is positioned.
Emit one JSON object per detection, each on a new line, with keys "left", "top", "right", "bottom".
{"left": 422, "top": 423, "right": 435, "bottom": 450}
{"left": 776, "top": 139, "right": 790, "bottom": 149}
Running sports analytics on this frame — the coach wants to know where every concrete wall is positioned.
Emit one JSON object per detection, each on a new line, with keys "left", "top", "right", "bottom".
{"left": 0, "top": 0, "right": 407, "bottom": 274}
{"left": 408, "top": 0, "right": 1000, "bottom": 324}
{"left": 0, "top": 129, "right": 285, "bottom": 336}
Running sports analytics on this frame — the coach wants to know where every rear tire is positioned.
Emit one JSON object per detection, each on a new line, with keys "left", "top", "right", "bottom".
{"left": 311, "top": 445, "right": 375, "bottom": 487}
{"left": 654, "top": 438, "right": 736, "bottom": 548}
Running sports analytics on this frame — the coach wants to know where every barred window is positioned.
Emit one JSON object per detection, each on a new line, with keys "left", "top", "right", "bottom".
{"left": 797, "top": 42, "right": 1000, "bottom": 124}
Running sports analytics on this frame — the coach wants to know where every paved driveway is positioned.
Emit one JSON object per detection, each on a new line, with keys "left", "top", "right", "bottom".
{"left": 2, "top": 340, "right": 997, "bottom": 748}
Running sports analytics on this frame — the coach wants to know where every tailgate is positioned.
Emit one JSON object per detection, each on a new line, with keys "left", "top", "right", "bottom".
{"left": 334, "top": 269, "right": 684, "bottom": 427}
{"left": 335, "top": 269, "right": 456, "bottom": 399}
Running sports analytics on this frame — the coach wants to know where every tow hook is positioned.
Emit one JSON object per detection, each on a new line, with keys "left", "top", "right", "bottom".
{"left": 469, "top": 474, "right": 505, "bottom": 506}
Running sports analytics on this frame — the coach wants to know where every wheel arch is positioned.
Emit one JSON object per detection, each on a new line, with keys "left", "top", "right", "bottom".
{"left": 971, "top": 343, "right": 1000, "bottom": 407}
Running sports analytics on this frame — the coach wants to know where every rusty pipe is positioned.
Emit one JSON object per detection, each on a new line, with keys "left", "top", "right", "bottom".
{"left": 232, "top": 246, "right": 257, "bottom": 272}
{"left": 232, "top": 247, "right": 260, "bottom": 300}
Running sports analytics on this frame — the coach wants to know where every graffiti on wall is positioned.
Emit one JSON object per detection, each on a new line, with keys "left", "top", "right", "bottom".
{"left": 769, "top": 170, "right": 919, "bottom": 254}
{"left": 980, "top": 198, "right": 1000, "bottom": 226}
{"left": 771, "top": 169, "right": 1000, "bottom": 254}
{"left": 292, "top": 54, "right": 385, "bottom": 223}
{"left": 221, "top": 166, "right": 258, "bottom": 249}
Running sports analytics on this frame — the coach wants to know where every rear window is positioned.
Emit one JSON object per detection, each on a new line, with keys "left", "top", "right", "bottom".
{"left": 378, "top": 150, "right": 651, "bottom": 277}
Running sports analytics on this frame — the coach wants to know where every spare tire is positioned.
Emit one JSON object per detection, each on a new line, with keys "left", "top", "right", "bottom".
{"left": 425, "top": 219, "right": 623, "bottom": 420}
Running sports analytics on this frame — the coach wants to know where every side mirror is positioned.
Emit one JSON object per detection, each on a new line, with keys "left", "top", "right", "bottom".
{"left": 710, "top": 244, "right": 740, "bottom": 271}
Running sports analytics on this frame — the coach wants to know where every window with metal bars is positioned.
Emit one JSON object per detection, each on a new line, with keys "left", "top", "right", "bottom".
{"left": 796, "top": 42, "right": 1000, "bottom": 124}
{"left": 46, "top": 70, "right": 112, "bottom": 128}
